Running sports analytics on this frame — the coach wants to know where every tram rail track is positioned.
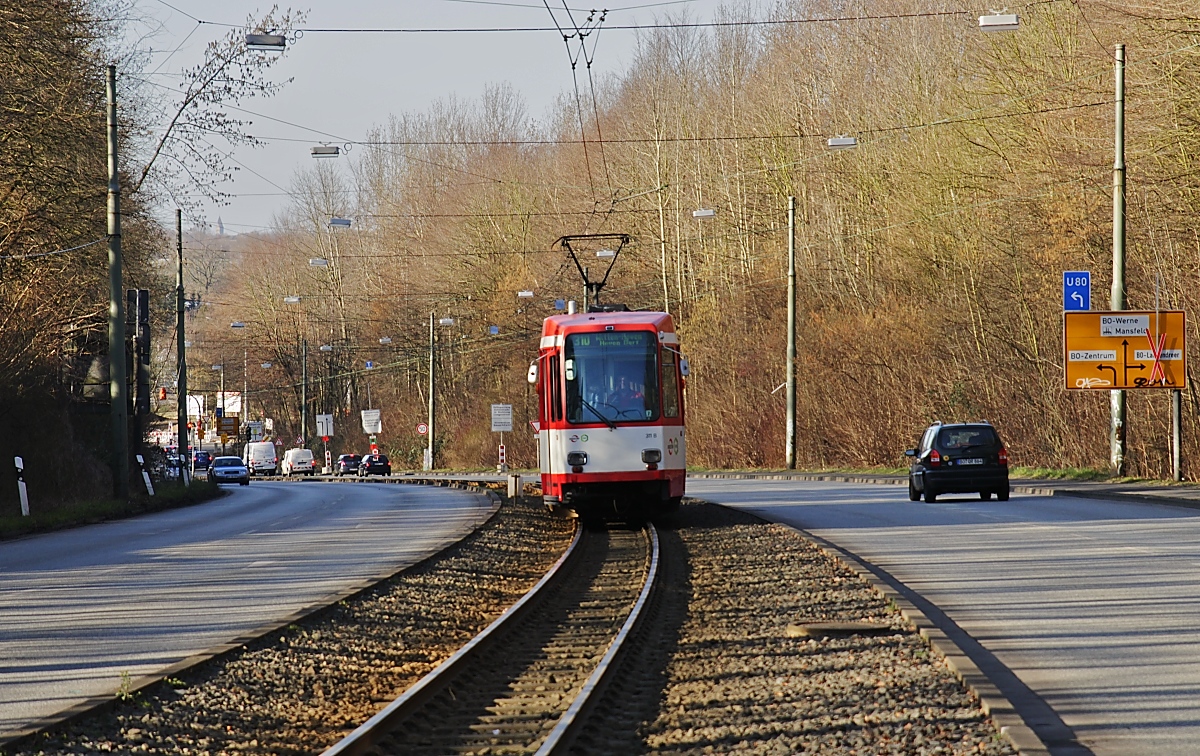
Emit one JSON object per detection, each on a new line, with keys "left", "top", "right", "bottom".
{"left": 324, "top": 522, "right": 660, "bottom": 756}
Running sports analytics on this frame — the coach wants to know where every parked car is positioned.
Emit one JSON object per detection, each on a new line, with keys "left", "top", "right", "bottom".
{"left": 243, "top": 441, "right": 278, "bottom": 476}
{"left": 192, "top": 450, "right": 213, "bottom": 469}
{"left": 335, "top": 453, "right": 362, "bottom": 476}
{"left": 281, "top": 448, "right": 315, "bottom": 476}
{"left": 358, "top": 453, "right": 391, "bottom": 476}
{"left": 209, "top": 456, "right": 250, "bottom": 486}
{"left": 906, "top": 422, "right": 1009, "bottom": 503}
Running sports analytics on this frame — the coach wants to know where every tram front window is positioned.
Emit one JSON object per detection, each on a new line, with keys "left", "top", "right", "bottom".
{"left": 564, "top": 331, "right": 660, "bottom": 423}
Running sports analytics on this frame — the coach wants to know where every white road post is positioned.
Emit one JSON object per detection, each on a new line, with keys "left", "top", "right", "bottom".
{"left": 14, "top": 457, "right": 29, "bottom": 516}
{"left": 136, "top": 454, "right": 155, "bottom": 496}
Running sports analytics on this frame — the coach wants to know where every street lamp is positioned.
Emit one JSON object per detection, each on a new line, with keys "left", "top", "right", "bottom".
{"left": 310, "top": 145, "right": 340, "bottom": 158}
{"left": 308, "top": 258, "right": 329, "bottom": 267}
{"left": 978, "top": 11, "right": 1019, "bottom": 31}
{"left": 246, "top": 33, "right": 286, "bottom": 51}
{"left": 827, "top": 136, "right": 858, "bottom": 149}
{"left": 379, "top": 336, "right": 392, "bottom": 344}
{"left": 283, "top": 296, "right": 301, "bottom": 304}
{"left": 329, "top": 217, "right": 352, "bottom": 229}
{"left": 692, "top": 208, "right": 716, "bottom": 219}
{"left": 320, "top": 344, "right": 333, "bottom": 352}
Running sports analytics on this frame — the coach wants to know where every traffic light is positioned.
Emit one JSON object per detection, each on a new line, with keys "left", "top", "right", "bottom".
{"left": 186, "top": 422, "right": 194, "bottom": 430}
{"left": 159, "top": 387, "right": 167, "bottom": 400}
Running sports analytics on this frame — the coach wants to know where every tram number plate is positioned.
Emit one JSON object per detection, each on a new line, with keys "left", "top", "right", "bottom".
{"left": 956, "top": 458, "right": 984, "bottom": 465}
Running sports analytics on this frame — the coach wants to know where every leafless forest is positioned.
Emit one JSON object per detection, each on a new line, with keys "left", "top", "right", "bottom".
{"left": 3, "top": 0, "right": 1200, "bottom": 504}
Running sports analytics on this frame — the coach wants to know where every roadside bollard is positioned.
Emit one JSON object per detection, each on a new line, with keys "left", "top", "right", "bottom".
{"left": 14, "top": 457, "right": 29, "bottom": 516}
{"left": 507, "top": 473, "right": 521, "bottom": 500}
{"left": 136, "top": 454, "right": 155, "bottom": 496}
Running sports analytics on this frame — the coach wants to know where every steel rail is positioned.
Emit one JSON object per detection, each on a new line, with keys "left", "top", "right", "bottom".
{"left": 534, "top": 522, "right": 660, "bottom": 755}
{"left": 321, "top": 522, "right": 584, "bottom": 756}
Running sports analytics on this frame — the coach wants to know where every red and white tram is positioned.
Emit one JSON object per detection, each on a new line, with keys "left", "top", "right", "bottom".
{"left": 530, "top": 307, "right": 687, "bottom": 519}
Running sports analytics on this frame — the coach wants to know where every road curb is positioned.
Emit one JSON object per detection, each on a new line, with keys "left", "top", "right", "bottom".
{"left": 0, "top": 483, "right": 503, "bottom": 750}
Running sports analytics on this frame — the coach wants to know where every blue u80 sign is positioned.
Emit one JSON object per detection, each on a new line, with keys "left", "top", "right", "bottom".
{"left": 1063, "top": 271, "right": 1091, "bottom": 311}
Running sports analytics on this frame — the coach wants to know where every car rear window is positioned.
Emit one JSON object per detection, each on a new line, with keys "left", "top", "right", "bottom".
{"left": 937, "top": 426, "right": 999, "bottom": 450}
{"left": 369, "top": 455, "right": 388, "bottom": 463}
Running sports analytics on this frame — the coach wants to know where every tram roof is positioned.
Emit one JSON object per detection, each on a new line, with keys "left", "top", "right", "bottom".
{"left": 542, "top": 309, "right": 675, "bottom": 335}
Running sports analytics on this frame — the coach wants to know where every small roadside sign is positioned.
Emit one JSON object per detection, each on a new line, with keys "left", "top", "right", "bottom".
{"left": 365, "top": 360, "right": 374, "bottom": 369}
{"left": 491, "top": 403, "right": 513, "bottom": 432}
{"left": 361, "top": 409, "right": 382, "bottom": 434}
{"left": 1063, "top": 271, "right": 1091, "bottom": 311}
{"left": 416, "top": 422, "right": 429, "bottom": 435}
{"left": 1064, "top": 310, "right": 1187, "bottom": 389}
{"left": 316, "top": 413, "right": 334, "bottom": 438}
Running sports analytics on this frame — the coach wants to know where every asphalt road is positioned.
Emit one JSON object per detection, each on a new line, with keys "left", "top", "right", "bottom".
{"left": 0, "top": 480, "right": 493, "bottom": 738}
{"left": 687, "top": 477, "right": 1200, "bottom": 756}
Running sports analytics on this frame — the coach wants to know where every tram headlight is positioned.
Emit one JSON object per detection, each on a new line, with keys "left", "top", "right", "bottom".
{"left": 641, "top": 449, "right": 662, "bottom": 464}
{"left": 567, "top": 452, "right": 588, "bottom": 467}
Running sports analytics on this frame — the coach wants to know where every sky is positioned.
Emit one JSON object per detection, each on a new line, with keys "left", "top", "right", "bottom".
{"left": 132, "top": 0, "right": 732, "bottom": 232}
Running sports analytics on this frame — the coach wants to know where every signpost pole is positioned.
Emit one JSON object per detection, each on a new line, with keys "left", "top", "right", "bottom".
{"left": 1173, "top": 389, "right": 1183, "bottom": 481}
{"left": 1111, "top": 43, "right": 1127, "bottom": 476}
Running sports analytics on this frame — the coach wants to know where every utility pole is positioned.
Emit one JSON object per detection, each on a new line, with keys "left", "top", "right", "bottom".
{"left": 176, "top": 210, "right": 188, "bottom": 484}
{"left": 786, "top": 196, "right": 797, "bottom": 469}
{"left": 106, "top": 64, "right": 129, "bottom": 499}
{"left": 218, "top": 363, "right": 225, "bottom": 455}
{"left": 301, "top": 338, "right": 308, "bottom": 444}
{"left": 243, "top": 348, "right": 248, "bottom": 454}
{"left": 1110, "top": 43, "right": 1127, "bottom": 476}
{"left": 427, "top": 312, "right": 435, "bottom": 471}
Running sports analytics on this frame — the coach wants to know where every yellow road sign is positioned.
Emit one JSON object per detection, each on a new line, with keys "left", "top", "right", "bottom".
{"left": 1064, "top": 311, "right": 1187, "bottom": 390}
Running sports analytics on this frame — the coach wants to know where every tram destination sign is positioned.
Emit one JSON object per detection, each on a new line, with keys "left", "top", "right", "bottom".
{"left": 1064, "top": 311, "right": 1187, "bottom": 390}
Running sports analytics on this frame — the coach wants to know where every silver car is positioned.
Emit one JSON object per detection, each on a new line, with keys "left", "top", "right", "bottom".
{"left": 210, "top": 456, "right": 250, "bottom": 486}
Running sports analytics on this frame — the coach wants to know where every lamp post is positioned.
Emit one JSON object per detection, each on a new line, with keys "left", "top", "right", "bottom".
{"left": 175, "top": 209, "right": 189, "bottom": 484}
{"left": 106, "top": 64, "right": 129, "bottom": 499}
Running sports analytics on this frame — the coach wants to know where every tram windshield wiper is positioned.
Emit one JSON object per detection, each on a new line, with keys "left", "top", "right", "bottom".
{"left": 581, "top": 399, "right": 618, "bottom": 430}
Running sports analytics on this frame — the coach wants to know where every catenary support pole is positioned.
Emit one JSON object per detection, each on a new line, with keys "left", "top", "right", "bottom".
{"left": 786, "top": 196, "right": 797, "bottom": 470}
{"left": 107, "top": 64, "right": 129, "bottom": 499}
{"left": 1110, "top": 44, "right": 1127, "bottom": 476}
{"left": 176, "top": 209, "right": 189, "bottom": 485}
{"left": 427, "top": 312, "right": 436, "bottom": 471}
{"left": 301, "top": 338, "right": 308, "bottom": 444}
{"left": 1173, "top": 389, "right": 1182, "bottom": 481}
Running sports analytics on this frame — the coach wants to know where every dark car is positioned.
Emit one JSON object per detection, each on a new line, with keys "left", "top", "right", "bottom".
{"left": 193, "top": 450, "right": 213, "bottom": 469}
{"left": 906, "top": 422, "right": 1009, "bottom": 503}
{"left": 359, "top": 453, "right": 391, "bottom": 476}
{"left": 336, "top": 454, "right": 362, "bottom": 476}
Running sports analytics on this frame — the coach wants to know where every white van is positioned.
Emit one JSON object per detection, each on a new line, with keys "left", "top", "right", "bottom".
{"left": 243, "top": 441, "right": 278, "bottom": 476}
{"left": 281, "top": 448, "right": 315, "bottom": 476}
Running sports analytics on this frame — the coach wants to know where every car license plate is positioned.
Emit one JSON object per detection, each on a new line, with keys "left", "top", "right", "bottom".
{"left": 957, "top": 458, "right": 984, "bottom": 465}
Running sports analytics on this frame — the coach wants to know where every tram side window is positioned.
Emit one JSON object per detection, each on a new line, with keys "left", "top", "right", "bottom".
{"left": 661, "top": 348, "right": 679, "bottom": 418}
{"left": 549, "top": 355, "right": 563, "bottom": 422}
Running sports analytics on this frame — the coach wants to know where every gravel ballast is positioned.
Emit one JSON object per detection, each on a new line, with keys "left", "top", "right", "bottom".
{"left": 11, "top": 494, "right": 575, "bottom": 755}
{"left": 11, "top": 496, "right": 1018, "bottom": 755}
{"left": 575, "top": 501, "right": 1017, "bottom": 755}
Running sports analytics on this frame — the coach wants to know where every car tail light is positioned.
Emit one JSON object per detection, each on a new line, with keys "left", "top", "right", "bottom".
{"left": 930, "top": 449, "right": 941, "bottom": 467}
{"left": 998, "top": 447, "right": 1008, "bottom": 466}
